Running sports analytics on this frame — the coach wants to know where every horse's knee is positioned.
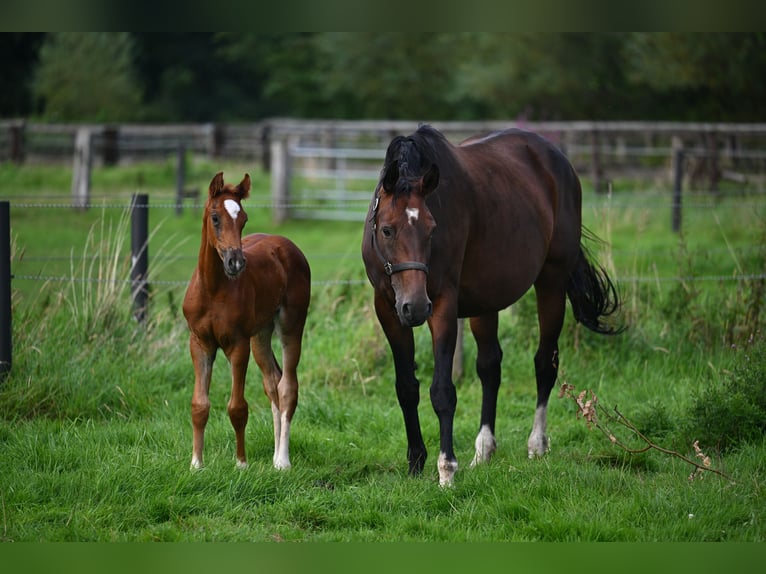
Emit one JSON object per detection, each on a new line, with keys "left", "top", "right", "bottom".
{"left": 191, "top": 400, "right": 210, "bottom": 429}
{"left": 476, "top": 346, "right": 502, "bottom": 389}
{"left": 277, "top": 378, "right": 298, "bottom": 415}
{"left": 430, "top": 381, "right": 457, "bottom": 416}
{"left": 227, "top": 400, "right": 249, "bottom": 430}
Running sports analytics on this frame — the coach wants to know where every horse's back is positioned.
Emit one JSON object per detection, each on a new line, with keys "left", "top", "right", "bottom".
{"left": 242, "top": 233, "right": 311, "bottom": 317}
{"left": 243, "top": 233, "right": 310, "bottom": 278}
{"left": 448, "top": 128, "right": 583, "bottom": 314}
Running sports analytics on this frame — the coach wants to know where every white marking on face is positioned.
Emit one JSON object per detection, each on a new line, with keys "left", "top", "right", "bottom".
{"left": 405, "top": 207, "right": 419, "bottom": 226}
{"left": 224, "top": 199, "right": 241, "bottom": 221}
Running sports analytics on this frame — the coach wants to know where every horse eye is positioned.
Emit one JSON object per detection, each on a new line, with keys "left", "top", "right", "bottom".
{"left": 381, "top": 226, "right": 393, "bottom": 238}
{"left": 211, "top": 213, "right": 220, "bottom": 226}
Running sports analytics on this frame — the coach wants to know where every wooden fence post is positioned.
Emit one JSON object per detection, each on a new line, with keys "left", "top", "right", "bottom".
{"left": 10, "top": 122, "right": 25, "bottom": 164}
{"left": 0, "top": 201, "right": 11, "bottom": 379}
{"left": 131, "top": 194, "right": 150, "bottom": 323}
{"left": 271, "top": 137, "right": 290, "bottom": 224}
{"left": 672, "top": 144, "right": 684, "bottom": 233}
{"left": 102, "top": 126, "right": 119, "bottom": 166}
{"left": 590, "top": 129, "right": 604, "bottom": 194}
{"left": 71, "top": 128, "right": 92, "bottom": 210}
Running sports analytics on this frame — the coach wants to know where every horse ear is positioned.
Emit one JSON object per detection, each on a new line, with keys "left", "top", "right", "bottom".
{"left": 209, "top": 172, "right": 225, "bottom": 198}
{"left": 237, "top": 173, "right": 251, "bottom": 199}
{"left": 421, "top": 163, "right": 439, "bottom": 196}
{"left": 382, "top": 160, "right": 399, "bottom": 194}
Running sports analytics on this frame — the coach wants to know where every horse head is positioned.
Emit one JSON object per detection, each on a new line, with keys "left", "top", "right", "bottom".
{"left": 206, "top": 172, "right": 250, "bottom": 278}
{"left": 372, "top": 161, "right": 439, "bottom": 327}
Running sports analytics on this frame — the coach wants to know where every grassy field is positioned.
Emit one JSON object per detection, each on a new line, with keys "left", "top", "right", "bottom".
{"left": 0, "top": 157, "right": 765, "bottom": 542}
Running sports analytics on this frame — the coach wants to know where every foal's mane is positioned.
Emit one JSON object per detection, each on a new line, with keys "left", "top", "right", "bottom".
{"left": 381, "top": 125, "right": 457, "bottom": 196}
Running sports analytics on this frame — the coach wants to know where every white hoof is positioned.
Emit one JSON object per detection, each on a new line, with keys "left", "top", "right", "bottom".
{"left": 438, "top": 452, "right": 458, "bottom": 487}
{"left": 527, "top": 433, "right": 550, "bottom": 458}
{"left": 470, "top": 425, "right": 497, "bottom": 467}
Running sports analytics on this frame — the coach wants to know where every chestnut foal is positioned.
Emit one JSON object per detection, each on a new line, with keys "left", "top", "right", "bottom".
{"left": 183, "top": 172, "right": 311, "bottom": 470}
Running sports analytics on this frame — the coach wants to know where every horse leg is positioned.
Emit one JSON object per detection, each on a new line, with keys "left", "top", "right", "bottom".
{"left": 226, "top": 342, "right": 251, "bottom": 469}
{"left": 272, "top": 311, "right": 305, "bottom": 470}
{"left": 375, "top": 292, "right": 427, "bottom": 475}
{"left": 189, "top": 336, "right": 215, "bottom": 470}
{"left": 469, "top": 312, "right": 502, "bottom": 467}
{"left": 428, "top": 299, "right": 459, "bottom": 486}
{"left": 528, "top": 278, "right": 567, "bottom": 458}
{"left": 250, "top": 329, "right": 287, "bottom": 468}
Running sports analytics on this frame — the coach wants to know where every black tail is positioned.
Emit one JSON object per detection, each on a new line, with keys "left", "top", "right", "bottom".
{"left": 566, "top": 244, "right": 624, "bottom": 335}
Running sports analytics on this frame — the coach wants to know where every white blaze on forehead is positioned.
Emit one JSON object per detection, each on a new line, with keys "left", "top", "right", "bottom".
{"left": 405, "top": 207, "right": 419, "bottom": 225}
{"left": 223, "top": 199, "right": 241, "bottom": 220}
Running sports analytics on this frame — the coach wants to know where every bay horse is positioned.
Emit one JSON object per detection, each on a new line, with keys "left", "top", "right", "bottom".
{"left": 362, "top": 125, "right": 622, "bottom": 486}
{"left": 183, "top": 172, "right": 311, "bottom": 471}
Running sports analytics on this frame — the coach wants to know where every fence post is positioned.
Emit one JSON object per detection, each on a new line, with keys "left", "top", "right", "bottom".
{"left": 176, "top": 145, "right": 186, "bottom": 216}
{"left": 590, "top": 129, "right": 604, "bottom": 194}
{"left": 10, "top": 121, "right": 25, "bottom": 164}
{"left": 271, "top": 137, "right": 290, "bottom": 224}
{"left": 71, "top": 128, "right": 92, "bottom": 210}
{"left": 102, "top": 125, "right": 119, "bottom": 166}
{"left": 130, "top": 194, "right": 150, "bottom": 323}
{"left": 672, "top": 146, "right": 684, "bottom": 233}
{"left": 0, "top": 201, "right": 11, "bottom": 379}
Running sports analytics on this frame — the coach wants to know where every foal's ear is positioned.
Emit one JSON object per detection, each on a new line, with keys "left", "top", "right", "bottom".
{"left": 381, "top": 160, "right": 399, "bottom": 194}
{"left": 420, "top": 163, "right": 439, "bottom": 196}
{"left": 237, "top": 173, "right": 251, "bottom": 199}
{"left": 209, "top": 172, "right": 225, "bottom": 198}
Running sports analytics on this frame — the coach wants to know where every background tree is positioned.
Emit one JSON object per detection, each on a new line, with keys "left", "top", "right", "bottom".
{"left": 33, "top": 33, "right": 143, "bottom": 122}
{"left": 9, "top": 32, "right": 765, "bottom": 124}
{"left": 624, "top": 32, "right": 766, "bottom": 121}
{"left": 0, "top": 33, "right": 44, "bottom": 117}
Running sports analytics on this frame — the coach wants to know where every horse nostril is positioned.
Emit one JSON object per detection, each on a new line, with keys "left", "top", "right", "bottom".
{"left": 402, "top": 303, "right": 412, "bottom": 320}
{"left": 426, "top": 302, "right": 433, "bottom": 316}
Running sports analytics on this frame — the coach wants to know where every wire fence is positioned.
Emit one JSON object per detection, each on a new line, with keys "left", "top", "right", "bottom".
{"left": 4, "top": 181, "right": 765, "bottom": 312}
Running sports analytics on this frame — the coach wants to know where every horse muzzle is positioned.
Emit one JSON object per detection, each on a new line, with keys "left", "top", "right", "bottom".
{"left": 222, "top": 248, "right": 246, "bottom": 278}
{"left": 396, "top": 297, "right": 433, "bottom": 327}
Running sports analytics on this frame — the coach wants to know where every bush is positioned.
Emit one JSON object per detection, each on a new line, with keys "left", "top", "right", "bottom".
{"left": 681, "top": 334, "right": 766, "bottom": 452}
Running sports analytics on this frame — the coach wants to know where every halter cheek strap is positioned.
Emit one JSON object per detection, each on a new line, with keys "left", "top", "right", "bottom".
{"left": 370, "top": 194, "right": 429, "bottom": 277}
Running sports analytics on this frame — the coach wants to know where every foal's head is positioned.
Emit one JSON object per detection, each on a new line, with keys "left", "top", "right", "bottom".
{"left": 204, "top": 172, "right": 250, "bottom": 278}
{"left": 373, "top": 161, "right": 439, "bottom": 327}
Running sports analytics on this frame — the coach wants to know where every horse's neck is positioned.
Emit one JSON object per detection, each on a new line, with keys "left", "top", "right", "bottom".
{"left": 196, "top": 234, "right": 228, "bottom": 293}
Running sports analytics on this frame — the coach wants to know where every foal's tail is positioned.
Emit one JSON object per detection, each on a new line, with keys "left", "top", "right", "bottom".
{"left": 566, "top": 233, "right": 624, "bottom": 335}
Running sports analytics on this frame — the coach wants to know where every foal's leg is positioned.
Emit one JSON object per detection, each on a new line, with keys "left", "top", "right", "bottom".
{"left": 528, "top": 278, "right": 567, "bottom": 458}
{"left": 469, "top": 312, "right": 502, "bottom": 466}
{"left": 272, "top": 312, "right": 305, "bottom": 470}
{"left": 374, "top": 292, "right": 427, "bottom": 476}
{"left": 226, "top": 342, "right": 251, "bottom": 469}
{"left": 250, "top": 329, "right": 287, "bottom": 468}
{"left": 189, "top": 336, "right": 215, "bottom": 469}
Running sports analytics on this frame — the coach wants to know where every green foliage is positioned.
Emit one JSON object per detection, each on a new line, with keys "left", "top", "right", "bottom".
{"left": 33, "top": 33, "right": 143, "bottom": 121}
{"left": 682, "top": 336, "right": 766, "bottom": 452}
{"left": 6, "top": 33, "right": 766, "bottom": 121}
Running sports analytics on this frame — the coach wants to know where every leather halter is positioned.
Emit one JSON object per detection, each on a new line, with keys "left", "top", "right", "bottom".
{"left": 369, "top": 193, "right": 429, "bottom": 277}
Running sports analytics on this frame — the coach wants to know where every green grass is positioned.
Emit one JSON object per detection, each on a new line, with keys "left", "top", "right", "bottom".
{"left": 1, "top": 158, "right": 765, "bottom": 541}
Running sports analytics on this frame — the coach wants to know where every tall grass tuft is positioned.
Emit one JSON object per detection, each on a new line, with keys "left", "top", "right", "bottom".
{"left": 66, "top": 207, "right": 133, "bottom": 340}
{"left": 2, "top": 207, "right": 187, "bottom": 421}
{"left": 682, "top": 333, "right": 766, "bottom": 453}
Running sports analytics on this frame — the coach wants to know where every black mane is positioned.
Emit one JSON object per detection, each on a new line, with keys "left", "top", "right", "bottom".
{"left": 381, "top": 125, "right": 454, "bottom": 196}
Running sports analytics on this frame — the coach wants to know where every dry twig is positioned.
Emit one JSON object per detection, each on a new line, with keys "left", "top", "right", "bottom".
{"left": 558, "top": 382, "right": 735, "bottom": 482}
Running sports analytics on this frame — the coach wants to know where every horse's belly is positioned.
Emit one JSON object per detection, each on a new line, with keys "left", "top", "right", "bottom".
{"left": 457, "top": 275, "right": 534, "bottom": 317}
